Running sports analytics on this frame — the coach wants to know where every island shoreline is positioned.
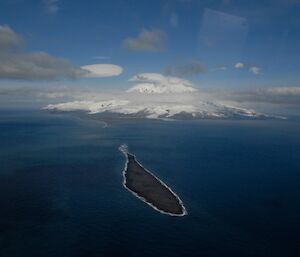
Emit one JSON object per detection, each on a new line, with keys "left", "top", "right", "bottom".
{"left": 119, "top": 144, "right": 188, "bottom": 217}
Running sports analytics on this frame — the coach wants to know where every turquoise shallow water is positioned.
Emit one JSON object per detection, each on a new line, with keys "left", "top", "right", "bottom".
{"left": 0, "top": 110, "right": 300, "bottom": 257}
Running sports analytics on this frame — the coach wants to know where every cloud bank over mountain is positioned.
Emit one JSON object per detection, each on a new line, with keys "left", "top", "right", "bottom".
{"left": 223, "top": 87, "right": 300, "bottom": 105}
{"left": 127, "top": 73, "right": 197, "bottom": 94}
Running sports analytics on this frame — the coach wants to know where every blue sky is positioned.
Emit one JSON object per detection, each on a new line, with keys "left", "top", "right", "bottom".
{"left": 0, "top": 0, "right": 300, "bottom": 90}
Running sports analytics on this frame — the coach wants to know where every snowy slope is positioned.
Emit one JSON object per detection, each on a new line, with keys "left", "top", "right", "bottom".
{"left": 44, "top": 99, "right": 267, "bottom": 119}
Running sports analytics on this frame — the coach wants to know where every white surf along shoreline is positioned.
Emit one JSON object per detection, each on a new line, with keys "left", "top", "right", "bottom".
{"left": 119, "top": 144, "right": 188, "bottom": 217}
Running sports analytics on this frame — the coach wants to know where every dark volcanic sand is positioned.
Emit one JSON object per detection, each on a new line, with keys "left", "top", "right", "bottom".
{"left": 122, "top": 151, "right": 186, "bottom": 216}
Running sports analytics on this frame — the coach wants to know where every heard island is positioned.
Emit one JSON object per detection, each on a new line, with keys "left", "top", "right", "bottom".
{"left": 119, "top": 144, "right": 187, "bottom": 216}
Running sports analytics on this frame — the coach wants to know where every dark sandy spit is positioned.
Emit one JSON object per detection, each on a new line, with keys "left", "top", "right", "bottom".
{"left": 119, "top": 145, "right": 187, "bottom": 216}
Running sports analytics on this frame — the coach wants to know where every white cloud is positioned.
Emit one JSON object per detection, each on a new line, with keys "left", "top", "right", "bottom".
{"left": 0, "top": 25, "right": 86, "bottom": 80}
{"left": 234, "top": 63, "right": 262, "bottom": 75}
{"left": 218, "top": 87, "right": 300, "bottom": 105}
{"left": 0, "top": 25, "right": 22, "bottom": 51}
{"left": 249, "top": 66, "right": 261, "bottom": 75}
{"left": 234, "top": 62, "right": 244, "bottom": 69}
{"left": 264, "top": 87, "right": 300, "bottom": 95}
{"left": 0, "top": 51, "right": 87, "bottom": 80}
{"left": 129, "top": 73, "right": 166, "bottom": 83}
{"left": 127, "top": 73, "right": 197, "bottom": 94}
{"left": 0, "top": 25, "right": 122, "bottom": 80}
{"left": 43, "top": 0, "right": 60, "bottom": 14}
{"left": 81, "top": 64, "right": 123, "bottom": 78}
{"left": 123, "top": 29, "right": 166, "bottom": 52}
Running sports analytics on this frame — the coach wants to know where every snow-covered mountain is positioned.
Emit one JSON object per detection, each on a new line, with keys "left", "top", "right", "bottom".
{"left": 44, "top": 99, "right": 268, "bottom": 120}
{"left": 126, "top": 83, "right": 197, "bottom": 94}
{"left": 43, "top": 73, "right": 271, "bottom": 120}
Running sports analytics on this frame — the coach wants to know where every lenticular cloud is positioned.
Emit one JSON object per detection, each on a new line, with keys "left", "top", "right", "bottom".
{"left": 81, "top": 64, "right": 123, "bottom": 78}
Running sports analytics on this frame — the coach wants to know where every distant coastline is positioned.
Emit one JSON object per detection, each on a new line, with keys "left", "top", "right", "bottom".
{"left": 119, "top": 144, "right": 187, "bottom": 217}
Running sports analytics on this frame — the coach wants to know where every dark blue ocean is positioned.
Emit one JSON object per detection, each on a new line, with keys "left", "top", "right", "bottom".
{"left": 0, "top": 110, "right": 299, "bottom": 257}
